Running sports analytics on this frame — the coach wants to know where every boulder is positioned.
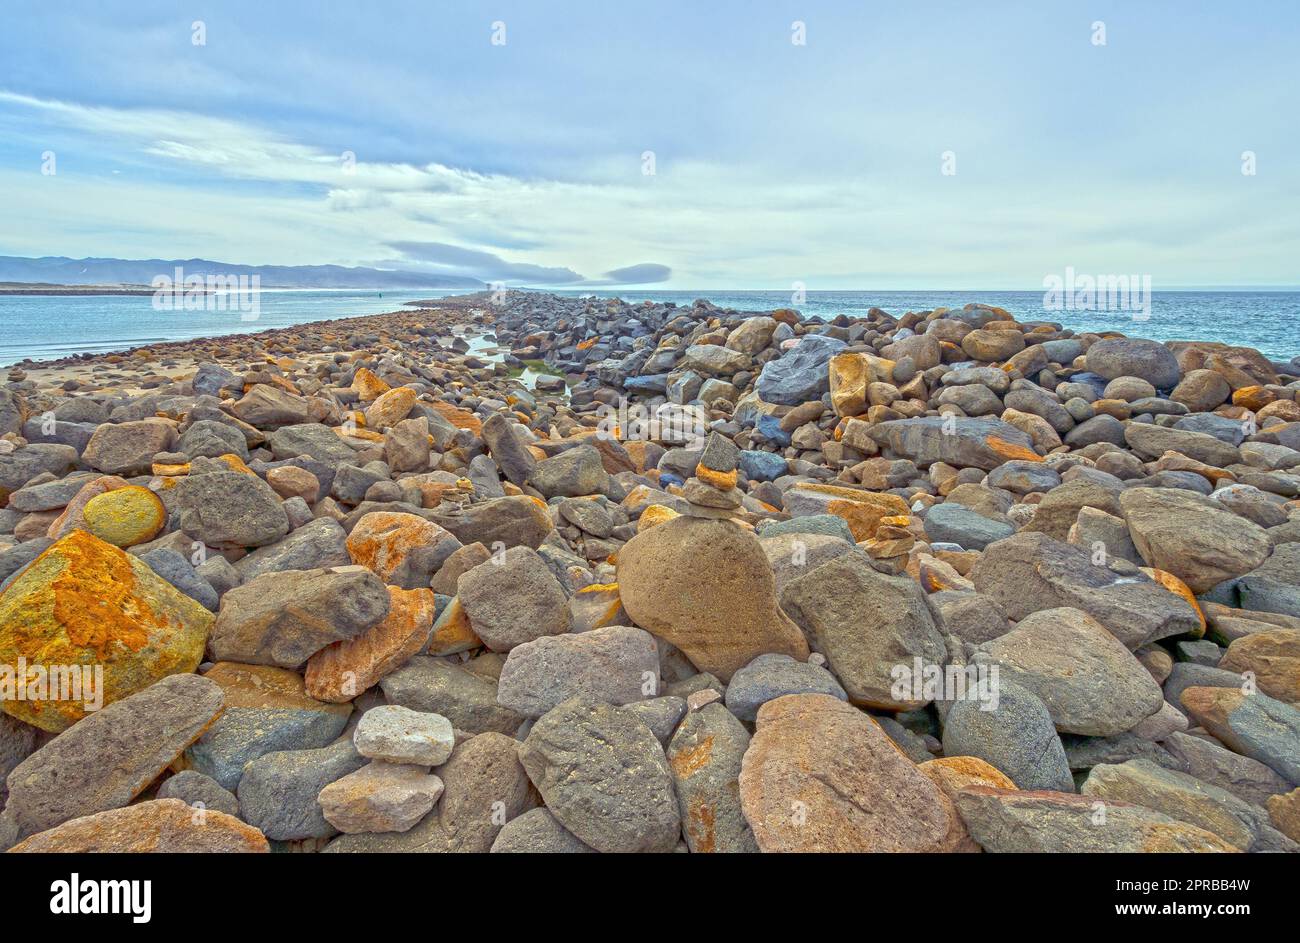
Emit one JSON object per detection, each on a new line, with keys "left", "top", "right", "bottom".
{"left": 617, "top": 516, "right": 809, "bottom": 681}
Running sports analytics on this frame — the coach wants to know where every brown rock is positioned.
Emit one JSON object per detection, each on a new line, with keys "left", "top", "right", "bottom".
{"left": 305, "top": 586, "right": 436, "bottom": 702}
{"left": 8, "top": 799, "right": 269, "bottom": 852}
{"left": 738, "top": 693, "right": 957, "bottom": 852}
{"left": 617, "top": 516, "right": 809, "bottom": 681}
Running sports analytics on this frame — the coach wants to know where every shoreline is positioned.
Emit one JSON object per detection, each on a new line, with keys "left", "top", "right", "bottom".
{"left": 0, "top": 288, "right": 1297, "bottom": 855}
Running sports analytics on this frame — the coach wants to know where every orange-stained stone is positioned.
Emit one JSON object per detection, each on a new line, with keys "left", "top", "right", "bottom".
{"left": 351, "top": 366, "right": 391, "bottom": 401}
{"left": 696, "top": 466, "right": 738, "bottom": 490}
{"left": 1232, "top": 385, "right": 1277, "bottom": 411}
{"left": 151, "top": 461, "right": 191, "bottom": 476}
{"left": 429, "top": 401, "right": 482, "bottom": 435}
{"left": 346, "top": 511, "right": 458, "bottom": 585}
{"left": 216, "top": 453, "right": 256, "bottom": 475}
{"left": 202, "top": 662, "right": 352, "bottom": 716}
{"left": 985, "top": 436, "right": 1043, "bottom": 463}
{"left": 0, "top": 530, "right": 212, "bottom": 732}
{"left": 1141, "top": 567, "right": 1206, "bottom": 636}
{"left": 364, "top": 387, "right": 417, "bottom": 429}
{"left": 425, "top": 595, "right": 482, "bottom": 656}
{"left": 305, "top": 585, "right": 436, "bottom": 702}
{"left": 787, "top": 482, "right": 909, "bottom": 541}
{"left": 638, "top": 504, "right": 680, "bottom": 532}
{"left": 8, "top": 799, "right": 269, "bottom": 853}
{"left": 569, "top": 582, "right": 627, "bottom": 632}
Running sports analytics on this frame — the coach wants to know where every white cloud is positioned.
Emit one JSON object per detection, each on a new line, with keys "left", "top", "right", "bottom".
{"left": 1, "top": 90, "right": 1297, "bottom": 288}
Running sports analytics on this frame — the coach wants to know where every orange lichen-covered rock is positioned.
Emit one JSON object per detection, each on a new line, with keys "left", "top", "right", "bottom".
{"left": 920, "top": 755, "right": 1018, "bottom": 792}
{"left": 0, "top": 530, "right": 213, "bottom": 732}
{"left": 429, "top": 400, "right": 482, "bottom": 435}
{"left": 305, "top": 586, "right": 436, "bottom": 702}
{"left": 739, "top": 695, "right": 960, "bottom": 852}
{"left": 425, "top": 595, "right": 481, "bottom": 656}
{"left": 569, "top": 582, "right": 628, "bottom": 633}
{"left": 637, "top": 504, "right": 680, "bottom": 532}
{"left": 364, "top": 387, "right": 417, "bottom": 429}
{"left": 81, "top": 485, "right": 166, "bottom": 548}
{"left": 1232, "top": 385, "right": 1277, "bottom": 411}
{"left": 1141, "top": 567, "right": 1206, "bottom": 636}
{"left": 351, "top": 366, "right": 391, "bottom": 401}
{"left": 695, "top": 465, "right": 737, "bottom": 490}
{"left": 8, "top": 799, "right": 270, "bottom": 853}
{"left": 346, "top": 510, "right": 460, "bottom": 589}
{"left": 829, "top": 352, "right": 896, "bottom": 417}
{"left": 784, "top": 482, "right": 910, "bottom": 541}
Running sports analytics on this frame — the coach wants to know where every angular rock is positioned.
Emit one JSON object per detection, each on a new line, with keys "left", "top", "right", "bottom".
{"left": 667, "top": 702, "right": 758, "bottom": 853}
{"left": 173, "top": 469, "right": 290, "bottom": 548}
{"left": 0, "top": 530, "right": 212, "bottom": 731}
{"left": 7, "top": 799, "right": 268, "bottom": 853}
{"left": 2, "top": 674, "right": 223, "bottom": 840}
{"left": 305, "top": 585, "right": 436, "bottom": 702}
{"left": 1120, "top": 487, "right": 1271, "bottom": 594}
{"left": 955, "top": 787, "right": 1235, "bottom": 852}
{"left": 319, "top": 762, "right": 444, "bottom": 834}
{"left": 236, "top": 738, "right": 367, "bottom": 841}
{"left": 210, "top": 565, "right": 390, "bottom": 668}
{"left": 457, "top": 545, "right": 571, "bottom": 651}
{"left": 353, "top": 704, "right": 455, "bottom": 766}
{"left": 380, "top": 656, "right": 523, "bottom": 735}
{"left": 868, "top": 416, "right": 1041, "bottom": 470}
{"left": 780, "top": 552, "right": 946, "bottom": 709}
{"left": 970, "top": 531, "right": 1201, "bottom": 649}
{"left": 185, "top": 662, "right": 352, "bottom": 791}
{"left": 976, "top": 607, "right": 1163, "bottom": 736}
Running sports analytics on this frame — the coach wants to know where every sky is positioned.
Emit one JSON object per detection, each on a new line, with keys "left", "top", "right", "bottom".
{"left": 0, "top": 1, "right": 1297, "bottom": 290}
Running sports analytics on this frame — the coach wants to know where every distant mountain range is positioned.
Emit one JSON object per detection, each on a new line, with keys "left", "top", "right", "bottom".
{"left": 0, "top": 256, "right": 484, "bottom": 289}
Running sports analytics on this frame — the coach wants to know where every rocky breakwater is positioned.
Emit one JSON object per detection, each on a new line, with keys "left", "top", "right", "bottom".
{"left": 0, "top": 290, "right": 1297, "bottom": 852}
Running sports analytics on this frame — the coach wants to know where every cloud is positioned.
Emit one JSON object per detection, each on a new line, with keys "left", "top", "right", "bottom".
{"left": 598, "top": 263, "right": 672, "bottom": 285}
{"left": 385, "top": 241, "right": 584, "bottom": 285}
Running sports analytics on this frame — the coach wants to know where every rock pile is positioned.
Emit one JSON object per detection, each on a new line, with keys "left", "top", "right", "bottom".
{"left": 0, "top": 290, "right": 1298, "bottom": 853}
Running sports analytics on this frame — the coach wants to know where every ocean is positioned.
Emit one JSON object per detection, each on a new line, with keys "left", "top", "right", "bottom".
{"left": 2, "top": 288, "right": 1297, "bottom": 367}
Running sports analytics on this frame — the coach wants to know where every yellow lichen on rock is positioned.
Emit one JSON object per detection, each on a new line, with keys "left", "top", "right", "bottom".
{"left": 82, "top": 485, "right": 166, "bottom": 548}
{"left": 0, "top": 530, "right": 213, "bottom": 732}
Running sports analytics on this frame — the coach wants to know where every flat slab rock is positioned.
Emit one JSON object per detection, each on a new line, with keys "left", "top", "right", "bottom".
{"left": 954, "top": 786, "right": 1237, "bottom": 852}
{"left": 2, "top": 673, "right": 224, "bottom": 841}
{"left": 7, "top": 799, "right": 269, "bottom": 853}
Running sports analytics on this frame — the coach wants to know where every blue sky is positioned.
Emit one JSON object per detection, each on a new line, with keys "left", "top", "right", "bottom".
{"left": 0, "top": 1, "right": 1296, "bottom": 289}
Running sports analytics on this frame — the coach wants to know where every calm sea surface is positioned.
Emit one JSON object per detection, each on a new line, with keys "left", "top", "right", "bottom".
{"left": 2, "top": 288, "right": 1296, "bottom": 366}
